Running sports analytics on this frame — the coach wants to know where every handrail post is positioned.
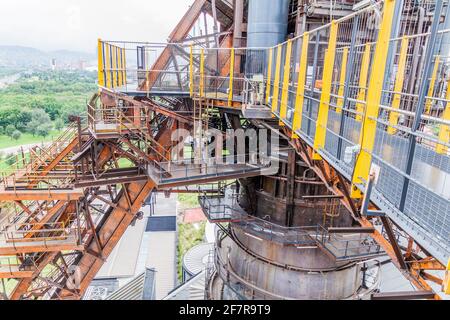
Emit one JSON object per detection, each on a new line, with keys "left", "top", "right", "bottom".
{"left": 312, "top": 20, "right": 338, "bottom": 160}
{"left": 351, "top": 0, "right": 398, "bottom": 198}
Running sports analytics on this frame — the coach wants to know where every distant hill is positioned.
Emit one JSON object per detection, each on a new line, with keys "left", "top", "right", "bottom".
{"left": 0, "top": 45, "right": 96, "bottom": 69}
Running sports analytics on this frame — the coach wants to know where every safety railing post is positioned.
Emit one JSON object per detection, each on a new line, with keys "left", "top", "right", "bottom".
{"left": 292, "top": 32, "right": 309, "bottom": 138}
{"left": 355, "top": 44, "right": 371, "bottom": 122}
{"left": 351, "top": 0, "right": 398, "bottom": 198}
{"left": 312, "top": 20, "right": 338, "bottom": 160}
{"left": 336, "top": 47, "right": 348, "bottom": 114}
{"left": 271, "top": 45, "right": 283, "bottom": 114}
{"left": 425, "top": 55, "right": 440, "bottom": 114}
{"left": 388, "top": 37, "right": 409, "bottom": 135}
{"left": 228, "top": 48, "right": 235, "bottom": 107}
{"left": 105, "top": 43, "right": 112, "bottom": 88}
{"left": 265, "top": 48, "right": 273, "bottom": 105}
{"left": 280, "top": 39, "right": 293, "bottom": 124}
{"left": 97, "top": 39, "right": 105, "bottom": 87}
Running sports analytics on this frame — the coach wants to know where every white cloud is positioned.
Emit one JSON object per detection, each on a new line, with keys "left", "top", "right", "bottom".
{"left": 0, "top": 0, "right": 192, "bottom": 53}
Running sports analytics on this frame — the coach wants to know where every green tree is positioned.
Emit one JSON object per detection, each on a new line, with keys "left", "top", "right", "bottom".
{"left": 27, "top": 109, "right": 51, "bottom": 137}
{"left": 29, "top": 97, "right": 62, "bottom": 120}
{"left": 11, "top": 130, "right": 21, "bottom": 141}
{"left": 54, "top": 118, "right": 65, "bottom": 131}
{"left": 36, "top": 124, "right": 52, "bottom": 137}
{"left": 5, "top": 124, "right": 15, "bottom": 138}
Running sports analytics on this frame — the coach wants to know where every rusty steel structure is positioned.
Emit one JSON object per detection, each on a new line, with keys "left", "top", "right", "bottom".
{"left": 0, "top": 0, "right": 449, "bottom": 300}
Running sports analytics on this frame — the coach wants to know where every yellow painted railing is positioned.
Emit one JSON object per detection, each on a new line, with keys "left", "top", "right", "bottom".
{"left": 98, "top": 39, "right": 127, "bottom": 89}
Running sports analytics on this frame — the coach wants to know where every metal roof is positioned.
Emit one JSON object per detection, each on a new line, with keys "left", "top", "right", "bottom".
{"left": 106, "top": 268, "right": 156, "bottom": 300}
{"left": 163, "top": 271, "right": 206, "bottom": 300}
{"left": 183, "top": 243, "right": 214, "bottom": 277}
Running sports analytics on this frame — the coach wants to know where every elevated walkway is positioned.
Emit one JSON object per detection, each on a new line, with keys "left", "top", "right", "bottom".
{"left": 147, "top": 159, "right": 276, "bottom": 188}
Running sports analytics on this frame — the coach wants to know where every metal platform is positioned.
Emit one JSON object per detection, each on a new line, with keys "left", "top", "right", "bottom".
{"left": 147, "top": 160, "right": 276, "bottom": 188}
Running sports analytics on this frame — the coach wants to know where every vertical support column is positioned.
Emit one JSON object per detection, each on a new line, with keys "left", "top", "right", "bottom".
{"left": 271, "top": 45, "right": 283, "bottom": 114}
{"left": 336, "top": 47, "right": 349, "bottom": 114}
{"left": 292, "top": 33, "right": 309, "bottom": 138}
{"left": 189, "top": 45, "right": 194, "bottom": 97}
{"left": 118, "top": 47, "right": 123, "bottom": 87}
{"left": 351, "top": 0, "right": 397, "bottom": 198}
{"left": 228, "top": 48, "right": 235, "bottom": 106}
{"left": 355, "top": 44, "right": 371, "bottom": 122}
{"left": 280, "top": 39, "right": 293, "bottom": 123}
{"left": 307, "top": 32, "right": 320, "bottom": 136}
{"left": 285, "top": 149, "right": 297, "bottom": 226}
{"left": 265, "top": 48, "right": 273, "bottom": 105}
{"left": 112, "top": 46, "right": 117, "bottom": 88}
{"left": 388, "top": 37, "right": 409, "bottom": 135}
{"left": 312, "top": 21, "right": 338, "bottom": 160}
{"left": 425, "top": 55, "right": 440, "bottom": 114}
{"left": 122, "top": 47, "right": 127, "bottom": 85}
{"left": 105, "top": 44, "right": 112, "bottom": 89}
{"left": 233, "top": 0, "right": 244, "bottom": 75}
{"left": 436, "top": 81, "right": 450, "bottom": 154}
{"left": 200, "top": 48, "right": 205, "bottom": 98}
{"left": 97, "top": 39, "right": 105, "bottom": 87}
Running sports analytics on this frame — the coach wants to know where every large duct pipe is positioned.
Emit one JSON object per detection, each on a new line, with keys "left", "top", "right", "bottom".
{"left": 245, "top": 0, "right": 290, "bottom": 77}
{"left": 247, "top": 0, "right": 290, "bottom": 48}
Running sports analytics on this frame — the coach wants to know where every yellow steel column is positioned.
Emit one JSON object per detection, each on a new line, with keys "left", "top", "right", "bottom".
{"left": 111, "top": 46, "right": 117, "bottom": 88}
{"left": 280, "top": 39, "right": 293, "bottom": 124}
{"left": 118, "top": 47, "right": 123, "bottom": 87}
{"left": 388, "top": 37, "right": 409, "bottom": 135}
{"left": 105, "top": 44, "right": 112, "bottom": 88}
{"left": 97, "top": 39, "right": 105, "bottom": 87}
{"left": 271, "top": 44, "right": 283, "bottom": 114}
{"left": 336, "top": 47, "right": 348, "bottom": 114}
{"left": 351, "top": 0, "right": 397, "bottom": 198}
{"left": 189, "top": 45, "right": 194, "bottom": 97}
{"left": 312, "top": 21, "right": 338, "bottom": 160}
{"left": 425, "top": 55, "right": 440, "bottom": 114}
{"left": 200, "top": 49, "right": 205, "bottom": 98}
{"left": 355, "top": 44, "right": 371, "bottom": 121}
{"left": 265, "top": 48, "right": 273, "bottom": 105}
{"left": 122, "top": 48, "right": 127, "bottom": 85}
{"left": 292, "top": 33, "right": 309, "bottom": 138}
{"left": 228, "top": 48, "right": 235, "bottom": 106}
{"left": 436, "top": 78, "right": 450, "bottom": 154}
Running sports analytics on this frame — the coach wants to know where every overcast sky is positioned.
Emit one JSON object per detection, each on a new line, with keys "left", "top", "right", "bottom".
{"left": 0, "top": 0, "right": 192, "bottom": 53}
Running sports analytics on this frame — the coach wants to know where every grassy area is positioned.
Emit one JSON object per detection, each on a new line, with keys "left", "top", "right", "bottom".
{"left": 118, "top": 158, "right": 134, "bottom": 168}
{"left": 178, "top": 193, "right": 200, "bottom": 210}
{"left": 177, "top": 221, "right": 206, "bottom": 282}
{"left": 0, "top": 130, "right": 62, "bottom": 150}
